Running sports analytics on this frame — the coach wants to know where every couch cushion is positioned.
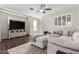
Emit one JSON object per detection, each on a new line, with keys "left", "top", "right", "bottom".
{"left": 63, "top": 31, "right": 69, "bottom": 36}
{"left": 48, "top": 34, "right": 60, "bottom": 37}
{"left": 53, "top": 30, "right": 62, "bottom": 35}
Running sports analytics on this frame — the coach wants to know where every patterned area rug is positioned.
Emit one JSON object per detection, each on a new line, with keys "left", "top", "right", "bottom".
{"left": 8, "top": 42, "right": 47, "bottom": 54}
{"left": 0, "top": 36, "right": 30, "bottom": 54}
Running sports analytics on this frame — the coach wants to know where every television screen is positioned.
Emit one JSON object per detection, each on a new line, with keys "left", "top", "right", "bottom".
{"left": 9, "top": 20, "right": 25, "bottom": 30}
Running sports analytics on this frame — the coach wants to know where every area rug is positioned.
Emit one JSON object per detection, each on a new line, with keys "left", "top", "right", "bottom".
{"left": 8, "top": 42, "right": 47, "bottom": 54}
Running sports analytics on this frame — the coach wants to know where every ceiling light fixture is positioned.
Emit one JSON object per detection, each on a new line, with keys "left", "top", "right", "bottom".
{"left": 40, "top": 9, "right": 44, "bottom": 12}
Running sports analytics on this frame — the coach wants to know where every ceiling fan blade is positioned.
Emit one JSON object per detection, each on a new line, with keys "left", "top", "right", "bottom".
{"left": 36, "top": 10, "right": 40, "bottom": 13}
{"left": 44, "top": 8, "right": 52, "bottom": 10}
{"left": 29, "top": 8, "right": 34, "bottom": 10}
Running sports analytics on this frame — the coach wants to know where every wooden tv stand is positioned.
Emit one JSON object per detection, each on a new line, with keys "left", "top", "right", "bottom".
{"left": 9, "top": 29, "right": 26, "bottom": 39}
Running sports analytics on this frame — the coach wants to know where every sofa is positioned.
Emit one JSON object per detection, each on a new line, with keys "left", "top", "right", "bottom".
{"left": 47, "top": 31, "right": 79, "bottom": 54}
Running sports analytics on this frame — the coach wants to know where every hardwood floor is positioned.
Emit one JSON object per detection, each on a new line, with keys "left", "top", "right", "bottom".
{"left": 0, "top": 36, "right": 30, "bottom": 54}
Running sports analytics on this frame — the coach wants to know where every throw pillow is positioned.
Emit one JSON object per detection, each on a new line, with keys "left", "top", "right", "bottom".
{"left": 72, "top": 31, "right": 79, "bottom": 41}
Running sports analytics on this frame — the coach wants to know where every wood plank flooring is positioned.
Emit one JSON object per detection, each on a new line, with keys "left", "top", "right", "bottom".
{"left": 0, "top": 36, "right": 30, "bottom": 54}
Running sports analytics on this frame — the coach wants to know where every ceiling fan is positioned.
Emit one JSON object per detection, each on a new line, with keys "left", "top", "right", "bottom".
{"left": 29, "top": 4, "right": 52, "bottom": 14}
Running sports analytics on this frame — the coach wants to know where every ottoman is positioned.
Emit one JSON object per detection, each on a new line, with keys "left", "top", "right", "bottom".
{"left": 31, "top": 35, "right": 48, "bottom": 49}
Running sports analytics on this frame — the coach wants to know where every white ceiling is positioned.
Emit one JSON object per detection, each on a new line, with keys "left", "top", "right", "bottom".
{"left": 0, "top": 4, "right": 78, "bottom": 19}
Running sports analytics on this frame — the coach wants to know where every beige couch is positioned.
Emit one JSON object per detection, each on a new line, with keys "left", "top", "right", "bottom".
{"left": 47, "top": 31, "right": 79, "bottom": 54}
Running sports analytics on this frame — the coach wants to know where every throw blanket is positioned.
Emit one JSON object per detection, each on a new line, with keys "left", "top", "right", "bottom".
{"left": 31, "top": 34, "right": 44, "bottom": 42}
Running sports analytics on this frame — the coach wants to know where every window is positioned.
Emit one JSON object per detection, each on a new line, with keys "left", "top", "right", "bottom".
{"left": 33, "top": 20, "right": 37, "bottom": 31}
{"left": 67, "top": 15, "right": 71, "bottom": 22}
{"left": 62, "top": 16, "right": 66, "bottom": 25}
{"left": 54, "top": 14, "right": 71, "bottom": 26}
{"left": 58, "top": 16, "right": 61, "bottom": 25}
{"left": 55, "top": 17, "right": 57, "bottom": 25}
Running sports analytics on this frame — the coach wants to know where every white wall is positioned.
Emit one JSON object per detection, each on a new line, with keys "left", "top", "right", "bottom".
{"left": 41, "top": 6, "right": 79, "bottom": 33}
{"left": 0, "top": 12, "right": 8, "bottom": 39}
{"left": 0, "top": 11, "right": 28, "bottom": 39}
{"left": 0, "top": 17, "right": 1, "bottom": 41}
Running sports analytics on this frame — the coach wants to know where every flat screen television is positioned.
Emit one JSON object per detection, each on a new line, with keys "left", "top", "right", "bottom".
{"left": 9, "top": 20, "right": 25, "bottom": 30}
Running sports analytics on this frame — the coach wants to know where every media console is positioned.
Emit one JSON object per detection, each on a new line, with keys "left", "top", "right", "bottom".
{"left": 9, "top": 29, "right": 26, "bottom": 39}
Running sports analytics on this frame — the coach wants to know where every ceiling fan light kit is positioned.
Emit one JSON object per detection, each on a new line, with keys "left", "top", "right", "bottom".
{"left": 40, "top": 9, "right": 44, "bottom": 12}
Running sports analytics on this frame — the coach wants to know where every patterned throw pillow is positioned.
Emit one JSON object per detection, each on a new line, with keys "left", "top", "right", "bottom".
{"left": 68, "top": 31, "right": 75, "bottom": 36}
{"left": 63, "top": 31, "right": 69, "bottom": 36}
{"left": 72, "top": 31, "right": 79, "bottom": 41}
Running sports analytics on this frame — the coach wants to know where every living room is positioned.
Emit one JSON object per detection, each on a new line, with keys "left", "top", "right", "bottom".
{"left": 1, "top": 4, "right": 79, "bottom": 54}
